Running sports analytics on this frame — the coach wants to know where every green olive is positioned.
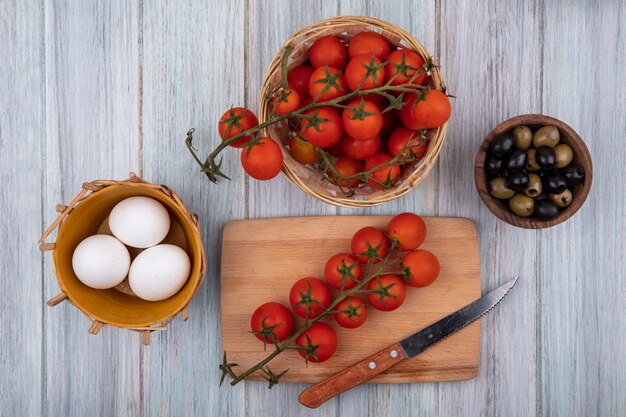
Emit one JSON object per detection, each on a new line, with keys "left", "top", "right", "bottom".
{"left": 523, "top": 173, "right": 543, "bottom": 197}
{"left": 512, "top": 126, "right": 532, "bottom": 150}
{"left": 533, "top": 125, "right": 560, "bottom": 148}
{"left": 509, "top": 193, "right": 535, "bottom": 217}
{"left": 526, "top": 149, "right": 540, "bottom": 171}
{"left": 549, "top": 188, "right": 573, "bottom": 208}
{"left": 554, "top": 143, "right": 574, "bottom": 168}
{"left": 488, "top": 177, "right": 515, "bottom": 200}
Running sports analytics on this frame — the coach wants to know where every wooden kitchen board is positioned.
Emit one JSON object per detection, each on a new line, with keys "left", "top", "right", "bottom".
{"left": 220, "top": 216, "right": 481, "bottom": 383}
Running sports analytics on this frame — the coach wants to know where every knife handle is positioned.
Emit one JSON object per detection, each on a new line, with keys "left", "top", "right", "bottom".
{"left": 299, "top": 343, "right": 407, "bottom": 408}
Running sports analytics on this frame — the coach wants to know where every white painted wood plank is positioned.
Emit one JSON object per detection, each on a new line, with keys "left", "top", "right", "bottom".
{"left": 245, "top": 1, "right": 340, "bottom": 415}
{"left": 334, "top": 1, "right": 441, "bottom": 416}
{"left": 0, "top": 1, "right": 44, "bottom": 415}
{"left": 246, "top": 0, "right": 339, "bottom": 219}
{"left": 42, "top": 1, "right": 142, "bottom": 415}
{"left": 140, "top": 1, "right": 246, "bottom": 416}
{"left": 438, "top": 1, "right": 542, "bottom": 416}
{"left": 540, "top": 1, "right": 626, "bottom": 416}
{"left": 338, "top": 0, "right": 440, "bottom": 220}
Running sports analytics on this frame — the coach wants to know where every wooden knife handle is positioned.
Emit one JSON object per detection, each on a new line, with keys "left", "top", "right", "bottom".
{"left": 299, "top": 343, "right": 407, "bottom": 408}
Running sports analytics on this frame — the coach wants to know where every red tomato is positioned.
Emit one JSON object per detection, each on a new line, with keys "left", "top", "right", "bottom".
{"left": 250, "top": 302, "right": 294, "bottom": 343}
{"left": 388, "top": 127, "right": 428, "bottom": 160}
{"left": 351, "top": 226, "right": 389, "bottom": 264}
{"left": 287, "top": 65, "right": 314, "bottom": 99}
{"left": 342, "top": 98, "right": 383, "bottom": 139}
{"left": 364, "top": 153, "right": 401, "bottom": 190}
{"left": 309, "top": 66, "right": 347, "bottom": 102}
{"left": 401, "top": 250, "right": 440, "bottom": 287}
{"left": 332, "top": 156, "right": 363, "bottom": 188}
{"left": 367, "top": 274, "right": 407, "bottom": 311}
{"left": 218, "top": 107, "right": 259, "bottom": 147}
{"left": 385, "top": 50, "right": 427, "bottom": 86}
{"left": 308, "top": 36, "right": 347, "bottom": 69}
{"left": 271, "top": 88, "right": 301, "bottom": 115}
{"left": 364, "top": 93, "right": 385, "bottom": 107}
{"left": 324, "top": 253, "right": 362, "bottom": 290}
{"left": 344, "top": 55, "right": 385, "bottom": 91}
{"left": 334, "top": 297, "right": 368, "bottom": 329}
{"left": 379, "top": 108, "right": 396, "bottom": 138}
{"left": 400, "top": 90, "right": 451, "bottom": 130}
{"left": 296, "top": 322, "right": 337, "bottom": 363}
{"left": 326, "top": 139, "right": 346, "bottom": 157}
{"left": 240, "top": 137, "right": 283, "bottom": 180}
{"left": 289, "top": 136, "right": 318, "bottom": 164}
{"left": 289, "top": 277, "right": 331, "bottom": 319}
{"left": 300, "top": 107, "right": 343, "bottom": 147}
{"left": 387, "top": 213, "right": 427, "bottom": 251}
{"left": 341, "top": 134, "right": 380, "bottom": 160}
{"left": 300, "top": 96, "right": 313, "bottom": 107}
{"left": 348, "top": 32, "right": 391, "bottom": 61}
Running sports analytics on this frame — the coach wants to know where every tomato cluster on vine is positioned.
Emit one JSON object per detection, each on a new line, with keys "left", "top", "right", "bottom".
{"left": 214, "top": 31, "right": 451, "bottom": 193}
{"left": 249, "top": 213, "right": 441, "bottom": 364}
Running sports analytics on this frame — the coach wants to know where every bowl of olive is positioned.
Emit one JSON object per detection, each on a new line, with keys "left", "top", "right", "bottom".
{"left": 475, "top": 114, "right": 592, "bottom": 229}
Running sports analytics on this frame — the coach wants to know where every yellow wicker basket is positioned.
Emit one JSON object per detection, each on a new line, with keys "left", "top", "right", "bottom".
{"left": 258, "top": 16, "right": 448, "bottom": 208}
{"left": 38, "top": 173, "right": 206, "bottom": 345}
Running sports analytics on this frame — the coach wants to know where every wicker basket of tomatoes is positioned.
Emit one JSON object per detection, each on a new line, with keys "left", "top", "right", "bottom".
{"left": 258, "top": 16, "right": 450, "bottom": 207}
{"left": 186, "top": 16, "right": 450, "bottom": 208}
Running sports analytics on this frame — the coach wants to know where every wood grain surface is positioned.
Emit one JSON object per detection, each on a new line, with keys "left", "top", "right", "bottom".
{"left": 1, "top": 0, "right": 624, "bottom": 416}
{"left": 221, "top": 216, "right": 481, "bottom": 383}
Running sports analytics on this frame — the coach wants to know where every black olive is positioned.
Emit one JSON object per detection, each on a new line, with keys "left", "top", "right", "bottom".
{"left": 544, "top": 173, "right": 567, "bottom": 194}
{"left": 534, "top": 199, "right": 560, "bottom": 220}
{"left": 505, "top": 149, "right": 527, "bottom": 171}
{"left": 561, "top": 164, "right": 585, "bottom": 187}
{"left": 490, "top": 133, "right": 515, "bottom": 157}
{"left": 506, "top": 171, "right": 529, "bottom": 191}
{"left": 535, "top": 146, "right": 556, "bottom": 169}
{"left": 485, "top": 157, "right": 504, "bottom": 177}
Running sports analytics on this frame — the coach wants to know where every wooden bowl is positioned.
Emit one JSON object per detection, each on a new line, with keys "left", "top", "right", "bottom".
{"left": 38, "top": 174, "right": 206, "bottom": 344}
{"left": 258, "top": 16, "right": 448, "bottom": 208}
{"left": 475, "top": 114, "right": 592, "bottom": 229}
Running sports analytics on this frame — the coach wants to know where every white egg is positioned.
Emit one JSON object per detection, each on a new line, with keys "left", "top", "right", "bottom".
{"left": 72, "top": 235, "right": 131, "bottom": 289}
{"left": 128, "top": 244, "right": 191, "bottom": 301}
{"left": 109, "top": 196, "right": 170, "bottom": 248}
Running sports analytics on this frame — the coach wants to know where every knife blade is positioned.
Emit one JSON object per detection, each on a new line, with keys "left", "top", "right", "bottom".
{"left": 299, "top": 277, "right": 519, "bottom": 409}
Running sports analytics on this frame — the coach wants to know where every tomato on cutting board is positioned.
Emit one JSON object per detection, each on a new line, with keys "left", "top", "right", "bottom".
{"left": 289, "top": 277, "right": 331, "bottom": 319}
{"left": 324, "top": 253, "right": 362, "bottom": 290}
{"left": 387, "top": 212, "right": 427, "bottom": 251}
{"left": 250, "top": 302, "right": 294, "bottom": 343}
{"left": 367, "top": 274, "right": 407, "bottom": 311}
{"left": 295, "top": 322, "right": 337, "bottom": 363}
{"left": 351, "top": 226, "right": 389, "bottom": 263}
{"left": 334, "top": 296, "right": 368, "bottom": 329}
{"left": 401, "top": 249, "right": 440, "bottom": 288}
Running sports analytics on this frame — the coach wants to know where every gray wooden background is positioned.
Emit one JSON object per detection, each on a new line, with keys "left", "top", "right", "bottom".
{"left": 1, "top": 0, "right": 624, "bottom": 416}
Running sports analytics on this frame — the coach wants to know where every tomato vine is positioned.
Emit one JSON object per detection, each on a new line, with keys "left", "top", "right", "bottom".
{"left": 186, "top": 45, "right": 437, "bottom": 196}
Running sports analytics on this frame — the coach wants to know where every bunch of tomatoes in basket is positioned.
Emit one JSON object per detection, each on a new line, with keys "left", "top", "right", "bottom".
{"left": 218, "top": 31, "right": 451, "bottom": 192}
{"left": 249, "top": 213, "right": 441, "bottom": 363}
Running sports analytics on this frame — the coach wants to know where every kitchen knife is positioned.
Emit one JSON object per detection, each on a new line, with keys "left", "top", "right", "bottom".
{"left": 299, "top": 276, "right": 519, "bottom": 408}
